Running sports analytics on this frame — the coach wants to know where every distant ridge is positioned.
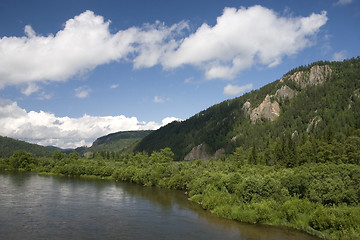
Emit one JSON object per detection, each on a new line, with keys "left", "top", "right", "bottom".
{"left": 0, "top": 136, "right": 55, "bottom": 158}
{"left": 85, "top": 130, "right": 153, "bottom": 154}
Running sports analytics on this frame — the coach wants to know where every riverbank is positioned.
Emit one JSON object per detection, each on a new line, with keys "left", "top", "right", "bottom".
{"left": 1, "top": 150, "right": 359, "bottom": 240}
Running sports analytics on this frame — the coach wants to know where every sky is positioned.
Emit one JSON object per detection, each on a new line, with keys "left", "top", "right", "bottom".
{"left": 0, "top": 0, "right": 359, "bottom": 148}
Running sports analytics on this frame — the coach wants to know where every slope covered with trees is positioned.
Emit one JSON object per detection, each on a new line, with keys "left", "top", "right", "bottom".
{"left": 0, "top": 136, "right": 55, "bottom": 158}
{"left": 88, "top": 130, "right": 152, "bottom": 153}
{"left": 135, "top": 57, "right": 360, "bottom": 162}
{"left": 1, "top": 58, "right": 360, "bottom": 240}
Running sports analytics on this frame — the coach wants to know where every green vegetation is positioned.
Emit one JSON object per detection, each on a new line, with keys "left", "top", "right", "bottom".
{"left": 1, "top": 58, "right": 360, "bottom": 239}
{"left": 87, "top": 130, "right": 152, "bottom": 153}
{"left": 135, "top": 57, "right": 360, "bottom": 161}
{"left": 0, "top": 136, "right": 55, "bottom": 158}
{"left": 1, "top": 146, "right": 359, "bottom": 240}
{"left": 0, "top": 130, "right": 152, "bottom": 159}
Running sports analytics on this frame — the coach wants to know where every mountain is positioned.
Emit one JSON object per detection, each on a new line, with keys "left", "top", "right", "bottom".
{"left": 84, "top": 130, "right": 153, "bottom": 155}
{"left": 135, "top": 57, "right": 360, "bottom": 161}
{"left": 0, "top": 130, "right": 153, "bottom": 158}
{"left": 0, "top": 136, "right": 56, "bottom": 158}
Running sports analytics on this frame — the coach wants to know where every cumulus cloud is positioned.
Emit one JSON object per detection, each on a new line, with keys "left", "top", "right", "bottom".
{"left": 0, "top": 7, "right": 328, "bottom": 92}
{"left": 0, "top": 10, "right": 186, "bottom": 91}
{"left": 162, "top": 6, "right": 328, "bottom": 79}
{"left": 223, "top": 83, "right": 253, "bottom": 96}
{"left": 161, "top": 117, "right": 181, "bottom": 125}
{"left": 0, "top": 99, "right": 180, "bottom": 148}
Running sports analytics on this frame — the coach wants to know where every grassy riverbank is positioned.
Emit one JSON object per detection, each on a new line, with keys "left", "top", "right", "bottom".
{"left": 1, "top": 149, "right": 359, "bottom": 240}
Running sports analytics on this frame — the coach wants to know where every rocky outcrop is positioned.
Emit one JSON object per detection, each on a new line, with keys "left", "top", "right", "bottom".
{"left": 242, "top": 101, "right": 251, "bottom": 117}
{"left": 213, "top": 148, "right": 225, "bottom": 159}
{"left": 184, "top": 144, "right": 225, "bottom": 160}
{"left": 348, "top": 89, "right": 360, "bottom": 109}
{"left": 184, "top": 144, "right": 211, "bottom": 160}
{"left": 242, "top": 65, "right": 331, "bottom": 124}
{"left": 306, "top": 116, "right": 322, "bottom": 133}
{"left": 250, "top": 95, "right": 280, "bottom": 123}
{"left": 354, "top": 89, "right": 360, "bottom": 98}
{"left": 275, "top": 85, "right": 296, "bottom": 101}
{"left": 243, "top": 95, "right": 280, "bottom": 124}
{"left": 288, "top": 65, "right": 332, "bottom": 89}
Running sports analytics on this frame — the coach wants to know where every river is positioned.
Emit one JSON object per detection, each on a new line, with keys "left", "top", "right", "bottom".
{"left": 0, "top": 172, "right": 320, "bottom": 240}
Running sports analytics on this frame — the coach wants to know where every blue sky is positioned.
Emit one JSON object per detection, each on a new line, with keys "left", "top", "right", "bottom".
{"left": 0, "top": 0, "right": 359, "bottom": 148}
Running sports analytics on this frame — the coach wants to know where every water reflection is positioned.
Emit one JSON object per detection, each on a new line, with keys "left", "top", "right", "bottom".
{"left": 0, "top": 172, "right": 320, "bottom": 240}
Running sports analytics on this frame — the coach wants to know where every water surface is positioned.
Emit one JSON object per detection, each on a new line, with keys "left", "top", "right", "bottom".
{"left": 0, "top": 172, "right": 320, "bottom": 239}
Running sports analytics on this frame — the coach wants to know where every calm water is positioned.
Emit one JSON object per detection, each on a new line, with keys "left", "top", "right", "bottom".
{"left": 0, "top": 172, "right": 320, "bottom": 240}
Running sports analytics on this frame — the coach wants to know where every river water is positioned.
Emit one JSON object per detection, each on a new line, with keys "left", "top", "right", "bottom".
{"left": 0, "top": 172, "right": 320, "bottom": 240}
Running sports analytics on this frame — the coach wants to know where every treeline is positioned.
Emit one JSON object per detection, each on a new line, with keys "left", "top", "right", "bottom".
{"left": 0, "top": 136, "right": 55, "bottom": 158}
{"left": 1, "top": 147, "right": 359, "bottom": 240}
{"left": 135, "top": 57, "right": 360, "bottom": 161}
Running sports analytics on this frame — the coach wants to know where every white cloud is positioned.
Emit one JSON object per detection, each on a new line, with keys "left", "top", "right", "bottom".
{"left": 0, "top": 99, "right": 179, "bottom": 148}
{"left": 153, "top": 96, "right": 164, "bottom": 103}
{"left": 21, "top": 83, "right": 40, "bottom": 96}
{"left": 184, "top": 77, "right": 194, "bottom": 83}
{"left": 37, "top": 91, "right": 52, "bottom": 100}
{"left": 161, "top": 117, "right": 181, "bottom": 126}
{"left": 223, "top": 83, "right": 253, "bottom": 96}
{"left": 0, "top": 10, "right": 186, "bottom": 92}
{"left": 110, "top": 84, "right": 119, "bottom": 89}
{"left": 75, "top": 86, "right": 92, "bottom": 98}
{"left": 0, "top": 7, "right": 328, "bottom": 92}
{"left": 162, "top": 6, "right": 328, "bottom": 79}
{"left": 334, "top": 0, "right": 353, "bottom": 5}
{"left": 332, "top": 50, "right": 347, "bottom": 61}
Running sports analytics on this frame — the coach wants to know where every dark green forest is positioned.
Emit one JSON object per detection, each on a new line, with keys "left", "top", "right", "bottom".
{"left": 135, "top": 57, "right": 360, "bottom": 161}
{"left": 0, "top": 136, "right": 55, "bottom": 158}
{"left": 85, "top": 130, "right": 152, "bottom": 154}
{"left": 1, "top": 58, "right": 360, "bottom": 240}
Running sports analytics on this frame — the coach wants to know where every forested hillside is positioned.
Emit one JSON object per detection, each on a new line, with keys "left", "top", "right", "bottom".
{"left": 0, "top": 136, "right": 55, "bottom": 157}
{"left": 83, "top": 130, "right": 152, "bottom": 157}
{"left": 135, "top": 57, "right": 360, "bottom": 162}
{"left": 90, "top": 130, "right": 152, "bottom": 151}
{"left": 1, "top": 58, "right": 360, "bottom": 240}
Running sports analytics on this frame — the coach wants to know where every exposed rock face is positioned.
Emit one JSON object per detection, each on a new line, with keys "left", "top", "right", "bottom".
{"left": 354, "top": 89, "right": 360, "bottom": 98}
{"left": 213, "top": 148, "right": 225, "bottom": 159}
{"left": 250, "top": 95, "right": 280, "bottom": 123}
{"left": 243, "top": 95, "right": 280, "bottom": 124}
{"left": 184, "top": 144, "right": 225, "bottom": 160}
{"left": 306, "top": 116, "right": 322, "bottom": 133}
{"left": 275, "top": 85, "right": 296, "bottom": 100}
{"left": 184, "top": 144, "right": 211, "bottom": 160}
{"left": 289, "top": 65, "right": 332, "bottom": 89}
{"left": 242, "top": 101, "right": 251, "bottom": 117}
{"left": 242, "top": 65, "right": 331, "bottom": 124}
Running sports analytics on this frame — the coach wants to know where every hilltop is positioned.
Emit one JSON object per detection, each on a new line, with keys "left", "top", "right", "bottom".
{"left": 83, "top": 130, "right": 152, "bottom": 157}
{"left": 0, "top": 136, "right": 55, "bottom": 158}
{"left": 135, "top": 57, "right": 360, "bottom": 161}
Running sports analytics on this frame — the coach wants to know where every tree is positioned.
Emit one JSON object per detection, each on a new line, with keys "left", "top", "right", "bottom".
{"left": 9, "top": 150, "right": 37, "bottom": 170}
{"left": 234, "top": 147, "right": 245, "bottom": 166}
{"left": 52, "top": 150, "right": 65, "bottom": 161}
{"left": 69, "top": 152, "right": 80, "bottom": 160}
{"left": 345, "top": 136, "right": 360, "bottom": 164}
{"left": 248, "top": 145, "right": 258, "bottom": 165}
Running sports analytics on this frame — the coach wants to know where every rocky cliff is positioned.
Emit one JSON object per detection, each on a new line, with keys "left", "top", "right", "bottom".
{"left": 243, "top": 95, "right": 280, "bottom": 124}
{"left": 243, "top": 65, "right": 332, "bottom": 124}
{"left": 287, "top": 65, "right": 332, "bottom": 89}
